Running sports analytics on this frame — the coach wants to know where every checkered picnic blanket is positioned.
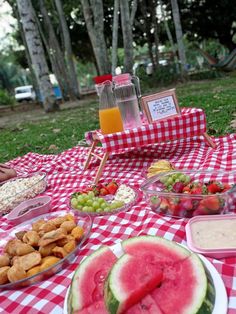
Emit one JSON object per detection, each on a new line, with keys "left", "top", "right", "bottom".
{"left": 85, "top": 107, "right": 209, "bottom": 152}
{"left": 0, "top": 132, "right": 236, "bottom": 314}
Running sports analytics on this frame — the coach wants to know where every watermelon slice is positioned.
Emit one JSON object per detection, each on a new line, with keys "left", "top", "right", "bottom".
{"left": 71, "top": 246, "right": 117, "bottom": 313}
{"left": 151, "top": 254, "right": 211, "bottom": 314}
{"left": 122, "top": 235, "right": 191, "bottom": 263}
{"left": 126, "top": 295, "right": 163, "bottom": 314}
{"left": 105, "top": 253, "right": 163, "bottom": 314}
{"left": 121, "top": 236, "right": 213, "bottom": 314}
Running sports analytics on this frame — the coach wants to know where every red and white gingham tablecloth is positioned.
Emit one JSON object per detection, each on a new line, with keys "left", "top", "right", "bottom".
{"left": 85, "top": 108, "right": 209, "bottom": 152}
{"left": 0, "top": 132, "right": 236, "bottom": 314}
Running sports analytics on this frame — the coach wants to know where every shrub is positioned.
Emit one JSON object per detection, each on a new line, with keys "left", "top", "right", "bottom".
{"left": 136, "top": 63, "right": 180, "bottom": 92}
{"left": 0, "top": 90, "right": 15, "bottom": 107}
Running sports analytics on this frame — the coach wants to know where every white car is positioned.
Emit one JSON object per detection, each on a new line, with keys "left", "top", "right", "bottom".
{"left": 14, "top": 85, "right": 36, "bottom": 102}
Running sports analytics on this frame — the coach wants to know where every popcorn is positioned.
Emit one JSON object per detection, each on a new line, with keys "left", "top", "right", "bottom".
{"left": 0, "top": 174, "right": 47, "bottom": 215}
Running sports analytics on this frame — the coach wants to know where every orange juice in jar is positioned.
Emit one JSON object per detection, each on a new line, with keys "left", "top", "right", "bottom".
{"left": 99, "top": 107, "right": 123, "bottom": 134}
{"left": 97, "top": 80, "right": 124, "bottom": 134}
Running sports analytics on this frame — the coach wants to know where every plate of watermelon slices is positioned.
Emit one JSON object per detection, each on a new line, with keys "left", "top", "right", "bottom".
{"left": 64, "top": 235, "right": 227, "bottom": 314}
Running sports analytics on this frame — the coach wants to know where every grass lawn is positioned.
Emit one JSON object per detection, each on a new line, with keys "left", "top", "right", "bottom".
{"left": 0, "top": 73, "right": 235, "bottom": 163}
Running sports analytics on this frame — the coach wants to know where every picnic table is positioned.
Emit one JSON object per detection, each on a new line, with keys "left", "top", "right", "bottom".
{"left": 0, "top": 129, "right": 236, "bottom": 313}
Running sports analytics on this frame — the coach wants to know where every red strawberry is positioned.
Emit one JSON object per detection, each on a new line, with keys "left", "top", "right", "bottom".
{"left": 207, "top": 181, "right": 222, "bottom": 194}
{"left": 159, "top": 198, "right": 170, "bottom": 212}
{"left": 201, "top": 196, "right": 221, "bottom": 211}
{"left": 99, "top": 187, "right": 109, "bottom": 196}
{"left": 183, "top": 185, "right": 191, "bottom": 193}
{"left": 180, "top": 198, "right": 193, "bottom": 211}
{"left": 106, "top": 181, "right": 118, "bottom": 195}
{"left": 222, "top": 183, "right": 232, "bottom": 192}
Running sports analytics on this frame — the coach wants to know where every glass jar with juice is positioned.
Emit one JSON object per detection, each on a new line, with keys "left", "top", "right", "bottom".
{"left": 97, "top": 81, "right": 124, "bottom": 134}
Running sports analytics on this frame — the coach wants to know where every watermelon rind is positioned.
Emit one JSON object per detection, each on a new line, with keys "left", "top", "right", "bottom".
{"left": 71, "top": 245, "right": 115, "bottom": 312}
{"left": 122, "top": 235, "right": 191, "bottom": 261}
{"left": 105, "top": 254, "right": 131, "bottom": 314}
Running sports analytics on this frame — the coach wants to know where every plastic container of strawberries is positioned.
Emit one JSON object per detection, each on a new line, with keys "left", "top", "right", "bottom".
{"left": 140, "top": 169, "right": 236, "bottom": 218}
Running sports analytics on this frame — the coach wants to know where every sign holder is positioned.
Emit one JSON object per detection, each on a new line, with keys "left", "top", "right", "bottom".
{"left": 141, "top": 89, "right": 181, "bottom": 123}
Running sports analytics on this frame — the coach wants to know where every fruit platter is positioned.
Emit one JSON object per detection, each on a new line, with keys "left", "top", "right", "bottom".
{"left": 64, "top": 235, "right": 227, "bottom": 314}
{"left": 141, "top": 169, "right": 236, "bottom": 218}
{"left": 0, "top": 210, "right": 92, "bottom": 289}
{"left": 69, "top": 181, "right": 139, "bottom": 216}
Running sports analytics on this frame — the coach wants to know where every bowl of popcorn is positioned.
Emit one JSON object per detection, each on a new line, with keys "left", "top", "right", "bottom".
{"left": 0, "top": 172, "right": 47, "bottom": 216}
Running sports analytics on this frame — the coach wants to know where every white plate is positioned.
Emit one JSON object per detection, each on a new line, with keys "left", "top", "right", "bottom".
{"left": 63, "top": 242, "right": 227, "bottom": 314}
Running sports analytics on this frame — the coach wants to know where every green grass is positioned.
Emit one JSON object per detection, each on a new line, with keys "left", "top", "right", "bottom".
{"left": 0, "top": 74, "right": 235, "bottom": 163}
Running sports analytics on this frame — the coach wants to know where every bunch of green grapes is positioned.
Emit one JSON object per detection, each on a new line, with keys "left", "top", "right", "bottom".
{"left": 160, "top": 172, "right": 191, "bottom": 191}
{"left": 70, "top": 191, "right": 124, "bottom": 213}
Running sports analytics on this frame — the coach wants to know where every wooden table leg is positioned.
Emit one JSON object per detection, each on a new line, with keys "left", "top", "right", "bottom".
{"left": 83, "top": 140, "right": 98, "bottom": 170}
{"left": 93, "top": 152, "right": 110, "bottom": 185}
{"left": 203, "top": 132, "right": 216, "bottom": 148}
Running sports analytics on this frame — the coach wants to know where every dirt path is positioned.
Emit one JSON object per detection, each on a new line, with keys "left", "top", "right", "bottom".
{"left": 0, "top": 96, "right": 97, "bottom": 129}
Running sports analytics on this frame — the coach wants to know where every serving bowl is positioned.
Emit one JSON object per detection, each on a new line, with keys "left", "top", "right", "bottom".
{"left": 140, "top": 169, "right": 236, "bottom": 218}
{"left": 69, "top": 183, "right": 140, "bottom": 217}
{"left": 0, "top": 172, "right": 47, "bottom": 216}
{"left": 0, "top": 210, "right": 92, "bottom": 289}
{"left": 186, "top": 215, "right": 236, "bottom": 258}
{"left": 7, "top": 195, "right": 51, "bottom": 225}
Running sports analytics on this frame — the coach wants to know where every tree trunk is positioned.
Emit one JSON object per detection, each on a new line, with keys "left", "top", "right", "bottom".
{"left": 150, "top": 0, "right": 159, "bottom": 69}
{"left": 160, "top": 0, "right": 180, "bottom": 73}
{"left": 81, "top": 0, "right": 110, "bottom": 75}
{"left": 139, "top": 0, "right": 155, "bottom": 71}
{"left": 120, "top": 0, "right": 134, "bottom": 74}
{"left": 111, "top": 0, "right": 120, "bottom": 76}
{"left": 170, "top": 0, "right": 187, "bottom": 76}
{"left": 54, "top": 0, "right": 80, "bottom": 98}
{"left": 16, "top": 0, "right": 58, "bottom": 112}
{"left": 15, "top": 5, "right": 40, "bottom": 99}
{"left": 39, "top": 0, "right": 76, "bottom": 100}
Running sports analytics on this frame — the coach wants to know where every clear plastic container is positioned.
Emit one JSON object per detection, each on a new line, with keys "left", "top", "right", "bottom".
{"left": 141, "top": 169, "right": 236, "bottom": 218}
{"left": 186, "top": 215, "right": 236, "bottom": 258}
{"left": 113, "top": 73, "right": 142, "bottom": 130}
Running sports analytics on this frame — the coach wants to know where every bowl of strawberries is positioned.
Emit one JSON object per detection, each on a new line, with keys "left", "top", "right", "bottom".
{"left": 141, "top": 169, "right": 236, "bottom": 218}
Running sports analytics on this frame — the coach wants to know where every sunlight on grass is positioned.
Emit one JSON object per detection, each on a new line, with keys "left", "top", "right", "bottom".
{"left": 0, "top": 75, "right": 235, "bottom": 163}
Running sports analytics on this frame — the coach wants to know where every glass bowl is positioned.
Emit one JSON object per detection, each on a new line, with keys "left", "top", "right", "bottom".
{"left": 0, "top": 172, "right": 47, "bottom": 216}
{"left": 69, "top": 184, "right": 141, "bottom": 217}
{"left": 140, "top": 169, "right": 236, "bottom": 218}
{"left": 0, "top": 209, "right": 92, "bottom": 290}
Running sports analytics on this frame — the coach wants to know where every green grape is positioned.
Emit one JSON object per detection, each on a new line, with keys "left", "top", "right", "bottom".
{"left": 92, "top": 201, "right": 100, "bottom": 210}
{"left": 104, "top": 206, "right": 112, "bottom": 212}
{"left": 86, "top": 206, "right": 94, "bottom": 212}
{"left": 86, "top": 199, "right": 93, "bottom": 206}
{"left": 77, "top": 195, "right": 86, "bottom": 205}
{"left": 101, "top": 202, "right": 107, "bottom": 209}
{"left": 88, "top": 191, "right": 95, "bottom": 198}
{"left": 82, "top": 206, "right": 90, "bottom": 212}
{"left": 75, "top": 204, "right": 83, "bottom": 210}
{"left": 70, "top": 198, "right": 78, "bottom": 208}
{"left": 166, "top": 177, "right": 174, "bottom": 186}
{"left": 112, "top": 201, "right": 124, "bottom": 209}
{"left": 98, "top": 197, "right": 105, "bottom": 205}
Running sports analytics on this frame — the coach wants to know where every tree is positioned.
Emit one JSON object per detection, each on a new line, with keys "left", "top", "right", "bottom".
{"left": 119, "top": 0, "right": 138, "bottom": 74}
{"left": 39, "top": 0, "right": 77, "bottom": 100}
{"left": 80, "top": 0, "right": 111, "bottom": 75}
{"left": 54, "top": 0, "right": 80, "bottom": 98}
{"left": 111, "top": 0, "right": 120, "bottom": 75}
{"left": 16, "top": 0, "right": 58, "bottom": 112}
{"left": 170, "top": 0, "right": 187, "bottom": 76}
{"left": 181, "top": 0, "right": 236, "bottom": 51}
